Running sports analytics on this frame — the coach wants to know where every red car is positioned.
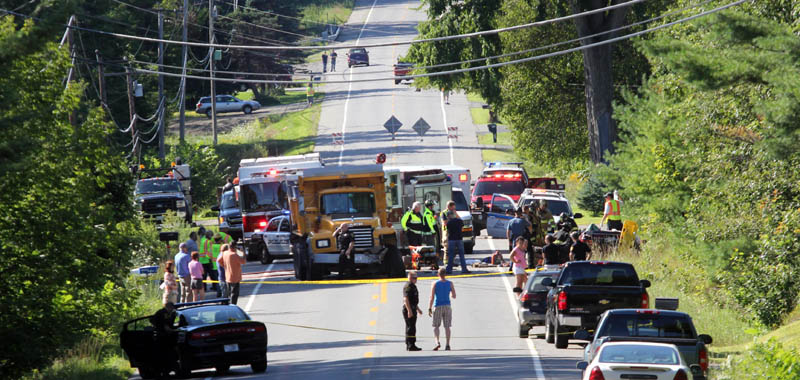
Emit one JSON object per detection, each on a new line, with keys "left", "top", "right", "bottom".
{"left": 393, "top": 62, "right": 413, "bottom": 84}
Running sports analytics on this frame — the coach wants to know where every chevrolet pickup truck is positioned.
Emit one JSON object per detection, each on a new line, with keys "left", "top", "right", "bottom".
{"left": 542, "top": 261, "right": 650, "bottom": 349}
{"left": 575, "top": 308, "right": 712, "bottom": 380}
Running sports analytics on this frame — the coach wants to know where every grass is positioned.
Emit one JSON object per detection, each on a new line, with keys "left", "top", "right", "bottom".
{"left": 478, "top": 131, "right": 513, "bottom": 146}
{"left": 298, "top": 0, "right": 355, "bottom": 34}
{"left": 470, "top": 107, "right": 495, "bottom": 125}
{"left": 572, "top": 205, "right": 603, "bottom": 226}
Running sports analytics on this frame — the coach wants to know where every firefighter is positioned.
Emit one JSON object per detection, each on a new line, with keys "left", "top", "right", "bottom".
{"left": 535, "top": 200, "right": 554, "bottom": 245}
{"left": 402, "top": 202, "right": 427, "bottom": 247}
{"left": 423, "top": 200, "right": 438, "bottom": 248}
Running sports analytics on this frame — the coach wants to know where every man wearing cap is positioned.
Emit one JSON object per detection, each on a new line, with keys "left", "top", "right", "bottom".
{"left": 401, "top": 202, "right": 426, "bottom": 247}
{"left": 174, "top": 243, "right": 192, "bottom": 302}
{"left": 423, "top": 200, "right": 438, "bottom": 248}
{"left": 600, "top": 192, "right": 623, "bottom": 231}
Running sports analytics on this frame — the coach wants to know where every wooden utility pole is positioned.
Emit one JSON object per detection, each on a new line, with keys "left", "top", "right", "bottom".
{"left": 157, "top": 10, "right": 166, "bottom": 160}
{"left": 95, "top": 50, "right": 107, "bottom": 105}
{"left": 209, "top": 0, "right": 218, "bottom": 145}
{"left": 124, "top": 57, "right": 137, "bottom": 158}
{"left": 179, "top": 0, "right": 188, "bottom": 143}
{"left": 65, "top": 15, "right": 77, "bottom": 127}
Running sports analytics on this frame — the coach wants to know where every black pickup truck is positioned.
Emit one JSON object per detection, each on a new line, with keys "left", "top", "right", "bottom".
{"left": 542, "top": 261, "right": 650, "bottom": 349}
{"left": 576, "top": 308, "right": 712, "bottom": 380}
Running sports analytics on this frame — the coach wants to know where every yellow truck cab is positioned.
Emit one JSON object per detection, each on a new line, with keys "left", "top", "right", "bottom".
{"left": 288, "top": 164, "right": 406, "bottom": 280}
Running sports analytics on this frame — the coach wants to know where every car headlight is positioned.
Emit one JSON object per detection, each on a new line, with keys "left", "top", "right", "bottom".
{"left": 463, "top": 218, "right": 472, "bottom": 227}
{"left": 176, "top": 200, "right": 186, "bottom": 208}
{"left": 219, "top": 217, "right": 224, "bottom": 224}
{"left": 315, "top": 239, "right": 330, "bottom": 249}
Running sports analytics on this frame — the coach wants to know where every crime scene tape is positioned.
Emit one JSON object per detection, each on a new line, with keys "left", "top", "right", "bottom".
{"left": 203, "top": 267, "right": 543, "bottom": 285}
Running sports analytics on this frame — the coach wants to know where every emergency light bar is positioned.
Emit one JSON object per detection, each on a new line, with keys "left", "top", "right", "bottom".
{"left": 485, "top": 162, "right": 524, "bottom": 168}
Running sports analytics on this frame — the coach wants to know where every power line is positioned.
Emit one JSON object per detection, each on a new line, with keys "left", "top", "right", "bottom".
{"left": 5, "top": 0, "right": 650, "bottom": 51}
{"left": 126, "top": 0, "right": 750, "bottom": 85}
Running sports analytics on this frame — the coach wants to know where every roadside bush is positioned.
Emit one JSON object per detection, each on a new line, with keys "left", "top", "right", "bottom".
{"left": 166, "top": 143, "right": 224, "bottom": 209}
{"left": 575, "top": 174, "right": 607, "bottom": 216}
{"left": 721, "top": 340, "right": 800, "bottom": 380}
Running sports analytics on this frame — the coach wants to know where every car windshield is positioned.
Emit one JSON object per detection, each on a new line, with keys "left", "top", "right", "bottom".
{"left": 474, "top": 180, "right": 524, "bottom": 196}
{"left": 519, "top": 199, "right": 571, "bottom": 216}
{"left": 136, "top": 179, "right": 182, "bottom": 194}
{"left": 240, "top": 182, "right": 284, "bottom": 212}
{"left": 221, "top": 191, "right": 237, "bottom": 209}
{"left": 599, "top": 345, "right": 680, "bottom": 365}
{"left": 179, "top": 306, "right": 249, "bottom": 326}
{"left": 452, "top": 191, "right": 469, "bottom": 211}
{"left": 528, "top": 272, "right": 561, "bottom": 292}
{"left": 558, "top": 263, "right": 640, "bottom": 286}
{"left": 321, "top": 192, "right": 375, "bottom": 217}
{"left": 350, "top": 48, "right": 366, "bottom": 54}
{"left": 598, "top": 315, "right": 696, "bottom": 339}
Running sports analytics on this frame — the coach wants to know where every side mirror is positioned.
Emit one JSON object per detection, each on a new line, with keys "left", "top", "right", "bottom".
{"left": 573, "top": 213, "right": 583, "bottom": 219}
{"left": 640, "top": 279, "right": 651, "bottom": 288}
{"left": 573, "top": 329, "right": 592, "bottom": 341}
{"left": 210, "top": 205, "right": 220, "bottom": 212}
{"left": 541, "top": 277, "right": 555, "bottom": 287}
{"left": 576, "top": 361, "right": 588, "bottom": 371}
{"left": 698, "top": 334, "right": 713, "bottom": 345}
{"left": 689, "top": 364, "right": 703, "bottom": 377}
{"left": 475, "top": 197, "right": 484, "bottom": 209}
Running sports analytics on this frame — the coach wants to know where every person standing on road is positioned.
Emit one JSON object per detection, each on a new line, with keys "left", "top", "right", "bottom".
{"left": 542, "top": 235, "right": 561, "bottom": 265}
{"left": 150, "top": 301, "right": 178, "bottom": 372}
{"left": 506, "top": 209, "right": 531, "bottom": 252}
{"left": 201, "top": 230, "right": 219, "bottom": 294}
{"left": 334, "top": 223, "right": 356, "bottom": 279}
{"left": 162, "top": 260, "right": 178, "bottom": 305}
{"left": 403, "top": 272, "right": 423, "bottom": 351}
{"left": 428, "top": 268, "right": 456, "bottom": 351}
{"left": 174, "top": 243, "right": 192, "bottom": 302}
{"left": 188, "top": 252, "right": 205, "bottom": 301}
{"left": 441, "top": 88, "right": 450, "bottom": 104}
{"left": 402, "top": 202, "right": 426, "bottom": 247}
{"left": 569, "top": 231, "right": 592, "bottom": 261}
{"left": 185, "top": 232, "right": 199, "bottom": 259}
{"left": 445, "top": 210, "right": 470, "bottom": 274}
{"left": 321, "top": 51, "right": 328, "bottom": 73}
{"left": 423, "top": 200, "right": 438, "bottom": 248}
{"left": 510, "top": 237, "right": 528, "bottom": 297}
{"left": 600, "top": 192, "right": 623, "bottom": 231}
{"left": 216, "top": 244, "right": 229, "bottom": 299}
{"left": 439, "top": 201, "right": 456, "bottom": 266}
{"left": 307, "top": 83, "right": 315, "bottom": 105}
{"left": 210, "top": 234, "right": 224, "bottom": 298}
{"left": 330, "top": 50, "right": 337, "bottom": 72}
{"left": 220, "top": 244, "right": 247, "bottom": 305}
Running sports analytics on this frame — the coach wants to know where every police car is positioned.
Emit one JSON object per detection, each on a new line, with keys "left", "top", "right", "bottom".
{"left": 485, "top": 189, "right": 581, "bottom": 239}
{"left": 120, "top": 299, "right": 267, "bottom": 378}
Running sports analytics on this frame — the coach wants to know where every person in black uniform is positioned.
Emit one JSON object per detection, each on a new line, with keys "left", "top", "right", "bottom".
{"left": 334, "top": 223, "right": 356, "bottom": 278}
{"left": 569, "top": 231, "right": 592, "bottom": 261}
{"left": 402, "top": 272, "right": 423, "bottom": 351}
{"left": 150, "top": 302, "right": 178, "bottom": 373}
{"left": 542, "top": 234, "right": 561, "bottom": 265}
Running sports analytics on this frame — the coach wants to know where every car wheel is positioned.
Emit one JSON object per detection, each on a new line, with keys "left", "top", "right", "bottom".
{"left": 260, "top": 245, "right": 274, "bottom": 265}
{"left": 251, "top": 360, "right": 267, "bottom": 373}
{"left": 138, "top": 367, "right": 158, "bottom": 379}
{"left": 243, "top": 105, "right": 252, "bottom": 114}
{"left": 216, "top": 365, "right": 230, "bottom": 374}
{"left": 545, "top": 316, "right": 555, "bottom": 344}
{"left": 554, "top": 319, "right": 569, "bottom": 349}
{"left": 519, "top": 324, "right": 530, "bottom": 338}
{"left": 205, "top": 109, "right": 212, "bottom": 119}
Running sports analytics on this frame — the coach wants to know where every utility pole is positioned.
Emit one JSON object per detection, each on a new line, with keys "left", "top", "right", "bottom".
{"left": 124, "top": 57, "right": 137, "bottom": 159}
{"left": 209, "top": 0, "right": 218, "bottom": 145}
{"left": 65, "top": 15, "right": 77, "bottom": 127}
{"left": 157, "top": 10, "right": 166, "bottom": 160}
{"left": 179, "top": 0, "right": 188, "bottom": 143}
{"left": 95, "top": 50, "right": 107, "bottom": 105}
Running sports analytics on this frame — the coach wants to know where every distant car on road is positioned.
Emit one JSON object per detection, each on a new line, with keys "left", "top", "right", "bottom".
{"left": 196, "top": 95, "right": 261, "bottom": 118}
{"left": 577, "top": 341, "right": 697, "bottom": 380}
{"left": 518, "top": 265, "right": 562, "bottom": 338}
{"left": 393, "top": 62, "right": 413, "bottom": 84}
{"left": 347, "top": 48, "right": 370, "bottom": 67}
{"left": 120, "top": 299, "right": 268, "bottom": 379}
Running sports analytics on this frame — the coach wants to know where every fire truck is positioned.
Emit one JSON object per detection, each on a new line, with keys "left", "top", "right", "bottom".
{"left": 470, "top": 162, "right": 528, "bottom": 234}
{"left": 236, "top": 153, "right": 323, "bottom": 261}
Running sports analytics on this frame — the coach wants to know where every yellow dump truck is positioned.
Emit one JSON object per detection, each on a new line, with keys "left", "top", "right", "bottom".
{"left": 288, "top": 164, "right": 406, "bottom": 280}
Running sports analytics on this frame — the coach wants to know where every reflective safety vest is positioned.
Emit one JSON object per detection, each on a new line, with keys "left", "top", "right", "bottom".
{"left": 423, "top": 208, "right": 436, "bottom": 233}
{"left": 220, "top": 232, "right": 232, "bottom": 245}
{"left": 606, "top": 199, "right": 622, "bottom": 221}
{"left": 210, "top": 242, "right": 222, "bottom": 270}
{"left": 198, "top": 237, "right": 210, "bottom": 264}
{"left": 440, "top": 210, "right": 449, "bottom": 231}
{"left": 307, "top": 86, "right": 315, "bottom": 97}
{"left": 401, "top": 211, "right": 425, "bottom": 234}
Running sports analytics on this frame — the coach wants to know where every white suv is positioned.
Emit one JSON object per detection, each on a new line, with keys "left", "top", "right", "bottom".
{"left": 196, "top": 95, "right": 261, "bottom": 118}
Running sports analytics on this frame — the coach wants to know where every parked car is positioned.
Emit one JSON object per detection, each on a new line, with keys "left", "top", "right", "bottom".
{"left": 543, "top": 261, "right": 650, "bottom": 349}
{"left": 577, "top": 341, "right": 700, "bottom": 380}
{"left": 576, "top": 307, "right": 711, "bottom": 379}
{"left": 251, "top": 215, "right": 292, "bottom": 265}
{"left": 347, "top": 48, "right": 370, "bottom": 67}
{"left": 120, "top": 299, "right": 267, "bottom": 379}
{"left": 393, "top": 62, "right": 413, "bottom": 84}
{"left": 196, "top": 95, "right": 261, "bottom": 118}
{"left": 518, "top": 265, "right": 562, "bottom": 338}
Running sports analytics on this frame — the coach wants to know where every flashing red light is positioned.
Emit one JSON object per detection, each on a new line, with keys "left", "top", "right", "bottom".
{"left": 269, "top": 169, "right": 278, "bottom": 176}
{"left": 588, "top": 367, "right": 605, "bottom": 380}
{"left": 259, "top": 221, "right": 268, "bottom": 227}
{"left": 459, "top": 174, "right": 468, "bottom": 181}
{"left": 557, "top": 291, "right": 568, "bottom": 311}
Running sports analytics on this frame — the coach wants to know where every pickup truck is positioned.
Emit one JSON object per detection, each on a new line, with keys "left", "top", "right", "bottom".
{"left": 542, "top": 261, "right": 650, "bottom": 349}
{"left": 575, "top": 308, "right": 712, "bottom": 380}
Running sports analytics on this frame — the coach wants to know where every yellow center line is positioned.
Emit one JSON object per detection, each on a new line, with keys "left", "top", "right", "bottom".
{"left": 370, "top": 306, "right": 378, "bottom": 312}
{"left": 372, "top": 294, "right": 379, "bottom": 300}
{"left": 362, "top": 369, "right": 371, "bottom": 375}
{"left": 364, "top": 352, "right": 374, "bottom": 358}
{"left": 380, "top": 283, "right": 387, "bottom": 304}
{"left": 365, "top": 335, "right": 375, "bottom": 341}
{"left": 369, "top": 320, "right": 377, "bottom": 326}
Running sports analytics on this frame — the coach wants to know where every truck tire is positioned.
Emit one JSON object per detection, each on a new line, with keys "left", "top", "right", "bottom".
{"left": 545, "top": 317, "right": 555, "bottom": 344}
{"left": 138, "top": 367, "right": 158, "bottom": 379}
{"left": 554, "top": 319, "right": 569, "bottom": 349}
{"left": 385, "top": 246, "right": 406, "bottom": 278}
{"left": 259, "top": 245, "right": 274, "bottom": 265}
{"left": 308, "top": 264, "right": 323, "bottom": 281}
{"left": 293, "top": 243, "right": 308, "bottom": 281}
{"left": 250, "top": 359, "right": 267, "bottom": 373}
{"left": 519, "top": 324, "right": 529, "bottom": 338}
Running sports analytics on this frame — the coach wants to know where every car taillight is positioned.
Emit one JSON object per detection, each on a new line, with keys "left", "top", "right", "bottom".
{"left": 459, "top": 174, "right": 468, "bottom": 181}
{"left": 246, "top": 325, "right": 266, "bottom": 333}
{"left": 588, "top": 367, "right": 605, "bottom": 380}
{"left": 641, "top": 292, "right": 650, "bottom": 308}
{"left": 699, "top": 347, "right": 709, "bottom": 372}
{"left": 520, "top": 292, "right": 531, "bottom": 302}
{"left": 673, "top": 369, "right": 688, "bottom": 380}
{"left": 557, "top": 291, "right": 568, "bottom": 311}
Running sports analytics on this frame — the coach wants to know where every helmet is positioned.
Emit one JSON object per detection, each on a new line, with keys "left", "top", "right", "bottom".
{"left": 560, "top": 212, "right": 569, "bottom": 219}
{"left": 571, "top": 231, "right": 581, "bottom": 240}
{"left": 604, "top": 192, "right": 613, "bottom": 198}
{"left": 539, "top": 200, "right": 547, "bottom": 207}
{"left": 425, "top": 199, "right": 435, "bottom": 207}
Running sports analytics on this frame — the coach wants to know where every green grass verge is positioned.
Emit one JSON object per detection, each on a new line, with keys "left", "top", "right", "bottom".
{"left": 470, "top": 107, "right": 492, "bottom": 125}
{"left": 299, "top": 0, "right": 354, "bottom": 34}
{"left": 572, "top": 205, "right": 603, "bottom": 226}
{"left": 467, "top": 92, "right": 485, "bottom": 103}
{"left": 478, "top": 131, "right": 513, "bottom": 146}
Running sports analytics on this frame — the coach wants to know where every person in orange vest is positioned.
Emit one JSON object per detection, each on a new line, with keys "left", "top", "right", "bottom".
{"left": 600, "top": 192, "right": 623, "bottom": 231}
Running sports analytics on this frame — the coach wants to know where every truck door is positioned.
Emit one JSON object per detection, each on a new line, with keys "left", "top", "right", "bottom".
{"left": 486, "top": 193, "right": 515, "bottom": 238}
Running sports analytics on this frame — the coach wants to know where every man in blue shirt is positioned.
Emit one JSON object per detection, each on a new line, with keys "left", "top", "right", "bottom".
{"left": 506, "top": 209, "right": 531, "bottom": 252}
{"left": 174, "top": 243, "right": 193, "bottom": 302}
{"left": 428, "top": 268, "right": 457, "bottom": 351}
{"left": 185, "top": 232, "right": 199, "bottom": 256}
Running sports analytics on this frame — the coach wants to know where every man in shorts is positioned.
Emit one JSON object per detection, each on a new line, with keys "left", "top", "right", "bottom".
{"left": 428, "top": 268, "right": 456, "bottom": 351}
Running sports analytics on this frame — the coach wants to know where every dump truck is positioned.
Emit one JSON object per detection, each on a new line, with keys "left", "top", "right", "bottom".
{"left": 288, "top": 164, "right": 406, "bottom": 281}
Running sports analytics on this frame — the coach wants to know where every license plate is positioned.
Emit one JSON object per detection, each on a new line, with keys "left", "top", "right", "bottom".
{"left": 223, "top": 344, "right": 239, "bottom": 352}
